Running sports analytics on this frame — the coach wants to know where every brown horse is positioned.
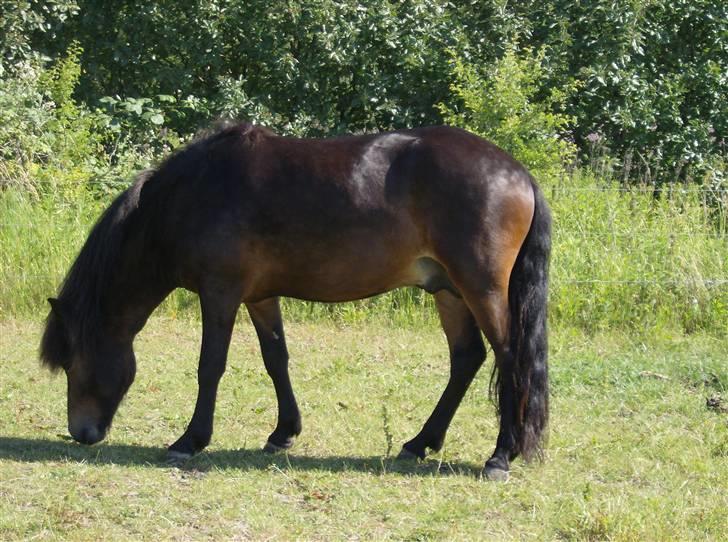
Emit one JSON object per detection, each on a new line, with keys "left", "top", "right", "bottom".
{"left": 40, "top": 123, "right": 550, "bottom": 480}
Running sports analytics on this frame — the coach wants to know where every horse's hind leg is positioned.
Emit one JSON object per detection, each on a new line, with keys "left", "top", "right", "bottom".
{"left": 246, "top": 298, "right": 302, "bottom": 452}
{"left": 457, "top": 287, "right": 518, "bottom": 481}
{"left": 433, "top": 250, "right": 523, "bottom": 480}
{"left": 399, "top": 290, "right": 486, "bottom": 460}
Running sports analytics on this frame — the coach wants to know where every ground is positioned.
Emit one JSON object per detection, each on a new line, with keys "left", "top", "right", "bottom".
{"left": 1, "top": 318, "right": 726, "bottom": 540}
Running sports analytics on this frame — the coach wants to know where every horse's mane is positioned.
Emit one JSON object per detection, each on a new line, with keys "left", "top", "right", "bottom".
{"left": 39, "top": 122, "right": 272, "bottom": 370}
{"left": 39, "top": 171, "right": 150, "bottom": 370}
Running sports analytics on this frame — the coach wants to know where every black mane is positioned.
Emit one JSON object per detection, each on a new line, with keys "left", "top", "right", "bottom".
{"left": 40, "top": 172, "right": 151, "bottom": 370}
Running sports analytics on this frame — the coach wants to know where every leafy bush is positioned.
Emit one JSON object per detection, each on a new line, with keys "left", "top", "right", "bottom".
{"left": 439, "top": 46, "right": 577, "bottom": 180}
{"left": 462, "top": 0, "right": 727, "bottom": 184}
{"left": 0, "top": 45, "right": 112, "bottom": 198}
{"left": 0, "top": 60, "right": 54, "bottom": 192}
{"left": 0, "top": 43, "right": 180, "bottom": 198}
{"left": 0, "top": 0, "right": 78, "bottom": 76}
{"left": 21, "top": 0, "right": 724, "bottom": 181}
{"left": 40, "top": 0, "right": 460, "bottom": 136}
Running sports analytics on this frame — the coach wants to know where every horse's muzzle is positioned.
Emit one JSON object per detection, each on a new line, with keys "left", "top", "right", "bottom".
{"left": 69, "top": 422, "right": 106, "bottom": 445}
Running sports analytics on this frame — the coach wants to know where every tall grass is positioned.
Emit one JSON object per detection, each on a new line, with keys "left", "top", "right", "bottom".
{"left": 549, "top": 171, "right": 727, "bottom": 334}
{"left": 0, "top": 173, "right": 725, "bottom": 334}
{"left": 0, "top": 189, "right": 103, "bottom": 317}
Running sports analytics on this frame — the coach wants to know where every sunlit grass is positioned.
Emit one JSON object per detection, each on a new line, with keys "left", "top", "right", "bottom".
{"left": 1, "top": 318, "right": 726, "bottom": 540}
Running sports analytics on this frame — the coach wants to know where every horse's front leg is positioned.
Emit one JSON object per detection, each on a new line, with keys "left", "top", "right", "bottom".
{"left": 246, "top": 298, "right": 302, "bottom": 452}
{"left": 168, "top": 284, "right": 241, "bottom": 460}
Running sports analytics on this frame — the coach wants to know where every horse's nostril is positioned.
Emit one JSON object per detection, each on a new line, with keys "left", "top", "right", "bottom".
{"left": 72, "top": 424, "right": 104, "bottom": 445}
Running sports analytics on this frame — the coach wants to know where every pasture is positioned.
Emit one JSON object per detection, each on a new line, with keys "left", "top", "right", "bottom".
{"left": 2, "top": 3, "right": 726, "bottom": 539}
{"left": 1, "top": 318, "right": 725, "bottom": 540}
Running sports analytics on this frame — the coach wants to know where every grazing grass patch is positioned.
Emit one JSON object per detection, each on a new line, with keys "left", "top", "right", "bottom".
{"left": 1, "top": 318, "right": 726, "bottom": 540}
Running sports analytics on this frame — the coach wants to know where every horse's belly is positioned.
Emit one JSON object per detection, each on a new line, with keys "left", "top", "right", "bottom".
{"left": 238, "top": 216, "right": 438, "bottom": 302}
{"left": 268, "top": 259, "right": 419, "bottom": 302}
{"left": 246, "top": 254, "right": 455, "bottom": 303}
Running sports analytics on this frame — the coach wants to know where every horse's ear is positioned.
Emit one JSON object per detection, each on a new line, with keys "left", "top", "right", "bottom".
{"left": 47, "top": 297, "right": 70, "bottom": 323}
{"left": 42, "top": 297, "right": 73, "bottom": 370}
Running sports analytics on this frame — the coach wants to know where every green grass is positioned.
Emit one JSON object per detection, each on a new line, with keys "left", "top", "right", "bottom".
{"left": 548, "top": 173, "right": 727, "bottom": 333}
{"left": 1, "top": 318, "right": 726, "bottom": 540}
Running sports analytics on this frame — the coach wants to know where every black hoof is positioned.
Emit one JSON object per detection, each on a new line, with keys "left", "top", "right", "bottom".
{"left": 396, "top": 447, "right": 420, "bottom": 461}
{"left": 484, "top": 456, "right": 510, "bottom": 481}
{"left": 168, "top": 433, "right": 208, "bottom": 460}
{"left": 397, "top": 442, "right": 426, "bottom": 461}
{"left": 166, "top": 449, "right": 194, "bottom": 465}
{"left": 262, "top": 438, "right": 294, "bottom": 454}
{"left": 483, "top": 464, "right": 509, "bottom": 481}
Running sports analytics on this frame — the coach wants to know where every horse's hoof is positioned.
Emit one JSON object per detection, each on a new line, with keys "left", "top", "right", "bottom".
{"left": 166, "top": 449, "right": 193, "bottom": 465}
{"left": 483, "top": 465, "right": 509, "bottom": 482}
{"left": 263, "top": 440, "right": 290, "bottom": 454}
{"left": 396, "top": 446, "right": 422, "bottom": 461}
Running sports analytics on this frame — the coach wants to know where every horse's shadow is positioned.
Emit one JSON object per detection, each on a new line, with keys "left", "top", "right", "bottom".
{"left": 0, "top": 436, "right": 482, "bottom": 477}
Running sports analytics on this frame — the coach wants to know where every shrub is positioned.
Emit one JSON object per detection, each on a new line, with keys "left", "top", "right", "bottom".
{"left": 0, "top": 43, "right": 110, "bottom": 198}
{"left": 439, "top": 46, "right": 577, "bottom": 181}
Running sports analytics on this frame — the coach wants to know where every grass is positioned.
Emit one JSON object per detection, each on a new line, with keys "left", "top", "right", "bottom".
{"left": 547, "top": 173, "right": 727, "bottom": 333}
{"left": 1, "top": 164, "right": 726, "bottom": 539}
{"left": 1, "top": 317, "right": 726, "bottom": 540}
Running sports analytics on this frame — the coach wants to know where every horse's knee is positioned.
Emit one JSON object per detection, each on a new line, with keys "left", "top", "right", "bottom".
{"left": 198, "top": 358, "right": 227, "bottom": 385}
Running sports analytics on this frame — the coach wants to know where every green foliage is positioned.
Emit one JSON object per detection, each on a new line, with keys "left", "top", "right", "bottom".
{"left": 0, "top": 46, "right": 98, "bottom": 198}
{"left": 0, "top": 43, "right": 167, "bottom": 198}
{"left": 35, "top": 41, "right": 104, "bottom": 193}
{"left": 0, "top": 47, "right": 105, "bottom": 199}
{"left": 95, "top": 95, "right": 193, "bottom": 154}
{"left": 40, "top": 41, "right": 82, "bottom": 120}
{"left": 461, "top": 0, "right": 728, "bottom": 183}
{"left": 439, "top": 46, "right": 577, "bottom": 180}
{"left": 41, "top": 0, "right": 460, "bottom": 135}
{"left": 0, "top": 0, "right": 78, "bottom": 75}
{"left": 569, "top": 0, "right": 727, "bottom": 183}
{"left": 0, "top": 60, "right": 54, "bottom": 190}
{"left": 16, "top": 0, "right": 723, "bottom": 181}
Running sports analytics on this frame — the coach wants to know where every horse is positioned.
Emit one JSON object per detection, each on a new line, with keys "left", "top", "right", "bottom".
{"left": 40, "top": 123, "right": 550, "bottom": 481}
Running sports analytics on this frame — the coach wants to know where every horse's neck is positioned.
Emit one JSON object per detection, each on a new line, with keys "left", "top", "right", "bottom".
{"left": 105, "top": 241, "right": 173, "bottom": 340}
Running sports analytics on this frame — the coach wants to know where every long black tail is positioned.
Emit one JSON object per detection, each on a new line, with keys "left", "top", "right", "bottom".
{"left": 505, "top": 178, "right": 551, "bottom": 460}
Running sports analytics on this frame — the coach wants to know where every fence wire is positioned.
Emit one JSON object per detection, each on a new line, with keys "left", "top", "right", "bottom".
{"left": 5, "top": 223, "right": 727, "bottom": 240}
{"left": 1, "top": 270, "right": 726, "bottom": 287}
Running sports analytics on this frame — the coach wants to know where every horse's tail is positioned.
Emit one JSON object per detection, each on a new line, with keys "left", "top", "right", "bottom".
{"left": 504, "top": 178, "right": 551, "bottom": 460}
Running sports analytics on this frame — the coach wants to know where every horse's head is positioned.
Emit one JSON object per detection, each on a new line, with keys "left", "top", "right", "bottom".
{"left": 40, "top": 297, "right": 136, "bottom": 445}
